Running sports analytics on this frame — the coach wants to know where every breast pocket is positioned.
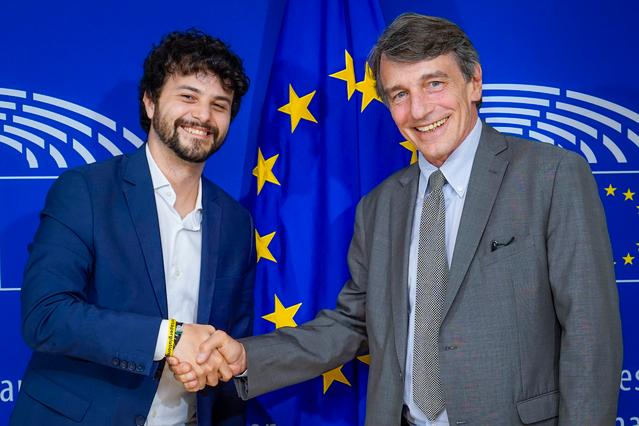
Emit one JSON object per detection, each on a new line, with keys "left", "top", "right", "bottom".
{"left": 479, "top": 234, "right": 535, "bottom": 268}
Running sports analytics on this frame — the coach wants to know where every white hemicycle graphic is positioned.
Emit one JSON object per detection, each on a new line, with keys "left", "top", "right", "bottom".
{"left": 479, "top": 84, "right": 639, "bottom": 168}
{"left": 0, "top": 88, "right": 144, "bottom": 176}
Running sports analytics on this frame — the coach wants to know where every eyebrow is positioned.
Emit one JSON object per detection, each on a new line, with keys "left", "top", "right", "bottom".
{"left": 384, "top": 70, "right": 450, "bottom": 95}
{"left": 175, "top": 85, "right": 232, "bottom": 104}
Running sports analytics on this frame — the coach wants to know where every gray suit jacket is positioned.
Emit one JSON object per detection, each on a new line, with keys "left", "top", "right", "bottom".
{"left": 238, "top": 125, "right": 622, "bottom": 425}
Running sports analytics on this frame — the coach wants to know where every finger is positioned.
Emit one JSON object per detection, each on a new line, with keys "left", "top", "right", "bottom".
{"left": 174, "top": 371, "right": 196, "bottom": 383}
{"left": 192, "top": 364, "right": 207, "bottom": 391}
{"left": 206, "top": 372, "right": 219, "bottom": 387}
{"left": 217, "top": 361, "right": 234, "bottom": 381}
{"left": 166, "top": 356, "right": 179, "bottom": 366}
{"left": 197, "top": 330, "right": 227, "bottom": 363}
{"left": 184, "top": 379, "right": 200, "bottom": 392}
{"left": 171, "top": 362, "right": 193, "bottom": 375}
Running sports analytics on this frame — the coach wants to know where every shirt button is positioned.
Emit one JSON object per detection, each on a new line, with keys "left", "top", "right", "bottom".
{"left": 175, "top": 268, "right": 181, "bottom": 277}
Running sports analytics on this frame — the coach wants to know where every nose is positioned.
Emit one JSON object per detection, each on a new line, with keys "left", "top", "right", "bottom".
{"left": 191, "top": 101, "right": 212, "bottom": 124}
{"left": 410, "top": 90, "right": 435, "bottom": 121}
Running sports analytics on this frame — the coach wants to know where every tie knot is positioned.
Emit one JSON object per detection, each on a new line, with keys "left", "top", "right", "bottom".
{"left": 428, "top": 169, "right": 446, "bottom": 192}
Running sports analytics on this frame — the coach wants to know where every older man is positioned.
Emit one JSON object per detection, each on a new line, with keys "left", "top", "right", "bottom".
{"left": 175, "top": 14, "right": 622, "bottom": 426}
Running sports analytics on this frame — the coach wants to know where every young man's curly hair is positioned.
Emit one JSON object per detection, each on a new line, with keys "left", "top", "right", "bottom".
{"left": 138, "top": 29, "right": 250, "bottom": 133}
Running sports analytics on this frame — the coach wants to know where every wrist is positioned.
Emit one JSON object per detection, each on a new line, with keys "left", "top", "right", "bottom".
{"left": 165, "top": 318, "right": 180, "bottom": 357}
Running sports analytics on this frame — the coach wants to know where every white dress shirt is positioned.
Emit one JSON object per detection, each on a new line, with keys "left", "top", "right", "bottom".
{"left": 145, "top": 145, "right": 203, "bottom": 426}
{"left": 403, "top": 119, "right": 482, "bottom": 425}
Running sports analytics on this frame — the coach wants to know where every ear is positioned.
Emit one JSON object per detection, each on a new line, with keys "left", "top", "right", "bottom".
{"left": 143, "top": 92, "right": 156, "bottom": 121}
{"left": 469, "top": 63, "right": 482, "bottom": 103}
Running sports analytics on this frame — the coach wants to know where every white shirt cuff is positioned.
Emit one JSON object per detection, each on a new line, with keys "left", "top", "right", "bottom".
{"left": 154, "top": 319, "right": 169, "bottom": 361}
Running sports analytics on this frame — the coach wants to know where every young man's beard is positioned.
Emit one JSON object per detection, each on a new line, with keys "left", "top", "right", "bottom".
{"left": 152, "top": 114, "right": 223, "bottom": 163}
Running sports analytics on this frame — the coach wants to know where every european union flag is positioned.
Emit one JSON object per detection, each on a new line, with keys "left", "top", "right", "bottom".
{"left": 246, "top": 1, "right": 412, "bottom": 424}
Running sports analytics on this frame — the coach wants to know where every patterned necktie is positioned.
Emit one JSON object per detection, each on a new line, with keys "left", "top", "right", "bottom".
{"left": 412, "top": 169, "right": 448, "bottom": 420}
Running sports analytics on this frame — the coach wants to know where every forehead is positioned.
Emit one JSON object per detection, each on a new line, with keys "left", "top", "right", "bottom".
{"left": 161, "top": 72, "right": 233, "bottom": 97}
{"left": 379, "top": 53, "right": 464, "bottom": 87}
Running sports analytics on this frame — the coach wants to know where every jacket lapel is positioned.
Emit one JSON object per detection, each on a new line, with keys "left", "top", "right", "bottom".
{"left": 390, "top": 164, "right": 420, "bottom": 375}
{"left": 443, "top": 126, "right": 509, "bottom": 318}
{"left": 121, "top": 147, "right": 168, "bottom": 318}
{"left": 196, "top": 181, "right": 221, "bottom": 324}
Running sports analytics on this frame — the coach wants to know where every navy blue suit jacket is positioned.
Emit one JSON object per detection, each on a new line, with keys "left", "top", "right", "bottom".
{"left": 11, "top": 147, "right": 255, "bottom": 426}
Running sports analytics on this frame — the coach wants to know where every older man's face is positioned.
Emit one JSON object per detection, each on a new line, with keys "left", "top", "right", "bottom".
{"left": 380, "top": 53, "right": 482, "bottom": 167}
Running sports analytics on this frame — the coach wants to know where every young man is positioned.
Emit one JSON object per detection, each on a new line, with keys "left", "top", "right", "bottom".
{"left": 11, "top": 30, "right": 254, "bottom": 426}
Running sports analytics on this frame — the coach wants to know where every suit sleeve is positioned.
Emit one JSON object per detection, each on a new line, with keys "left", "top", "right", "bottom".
{"left": 546, "top": 151, "right": 622, "bottom": 425}
{"left": 21, "top": 170, "right": 161, "bottom": 376}
{"left": 236, "top": 199, "right": 370, "bottom": 399}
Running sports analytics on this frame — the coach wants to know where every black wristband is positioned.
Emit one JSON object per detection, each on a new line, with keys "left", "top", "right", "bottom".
{"left": 174, "top": 322, "right": 184, "bottom": 348}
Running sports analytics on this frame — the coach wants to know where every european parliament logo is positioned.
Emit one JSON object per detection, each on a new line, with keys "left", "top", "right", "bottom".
{"left": 0, "top": 87, "right": 142, "bottom": 176}
{"left": 479, "top": 83, "right": 639, "bottom": 168}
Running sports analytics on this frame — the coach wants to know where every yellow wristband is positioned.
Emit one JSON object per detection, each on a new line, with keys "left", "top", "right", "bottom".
{"left": 165, "top": 318, "right": 177, "bottom": 357}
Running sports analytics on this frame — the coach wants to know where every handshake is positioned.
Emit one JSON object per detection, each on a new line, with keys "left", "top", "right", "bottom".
{"left": 166, "top": 324, "right": 247, "bottom": 392}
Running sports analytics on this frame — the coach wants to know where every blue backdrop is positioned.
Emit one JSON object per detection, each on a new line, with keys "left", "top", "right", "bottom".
{"left": 1, "top": 1, "right": 637, "bottom": 425}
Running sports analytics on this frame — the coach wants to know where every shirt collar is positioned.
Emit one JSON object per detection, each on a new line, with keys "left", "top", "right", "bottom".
{"left": 417, "top": 118, "right": 482, "bottom": 198}
{"left": 145, "top": 144, "right": 203, "bottom": 229}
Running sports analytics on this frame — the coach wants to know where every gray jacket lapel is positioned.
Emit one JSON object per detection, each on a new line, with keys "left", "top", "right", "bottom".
{"left": 390, "top": 164, "right": 420, "bottom": 375}
{"left": 444, "top": 126, "right": 509, "bottom": 318}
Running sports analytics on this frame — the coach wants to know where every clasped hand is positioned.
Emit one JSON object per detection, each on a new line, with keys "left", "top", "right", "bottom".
{"left": 166, "top": 324, "right": 246, "bottom": 392}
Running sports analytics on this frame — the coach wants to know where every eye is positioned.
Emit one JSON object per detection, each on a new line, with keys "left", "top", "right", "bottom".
{"left": 391, "top": 91, "right": 407, "bottom": 103}
{"left": 212, "top": 102, "right": 229, "bottom": 112}
{"left": 428, "top": 81, "right": 444, "bottom": 90}
{"left": 180, "top": 94, "right": 196, "bottom": 102}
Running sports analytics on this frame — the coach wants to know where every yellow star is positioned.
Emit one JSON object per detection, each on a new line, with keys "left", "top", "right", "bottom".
{"left": 399, "top": 140, "right": 417, "bottom": 165}
{"left": 262, "top": 294, "right": 302, "bottom": 329}
{"left": 329, "top": 50, "right": 356, "bottom": 100}
{"left": 322, "top": 365, "right": 351, "bottom": 394}
{"left": 623, "top": 253, "right": 635, "bottom": 265}
{"left": 355, "top": 62, "right": 382, "bottom": 112}
{"left": 255, "top": 230, "right": 277, "bottom": 263}
{"left": 623, "top": 188, "right": 635, "bottom": 201}
{"left": 604, "top": 184, "right": 617, "bottom": 196}
{"left": 252, "top": 148, "right": 281, "bottom": 195}
{"left": 278, "top": 84, "right": 318, "bottom": 133}
{"left": 357, "top": 354, "right": 370, "bottom": 365}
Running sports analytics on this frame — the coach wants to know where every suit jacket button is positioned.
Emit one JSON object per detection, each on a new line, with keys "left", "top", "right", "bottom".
{"left": 128, "top": 362, "right": 136, "bottom": 371}
{"left": 120, "top": 360, "right": 128, "bottom": 369}
{"left": 444, "top": 345, "right": 457, "bottom": 350}
{"left": 455, "top": 420, "right": 468, "bottom": 425}
{"left": 136, "top": 364, "right": 144, "bottom": 372}
{"left": 135, "top": 415, "right": 146, "bottom": 425}
{"left": 112, "top": 357, "right": 120, "bottom": 366}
